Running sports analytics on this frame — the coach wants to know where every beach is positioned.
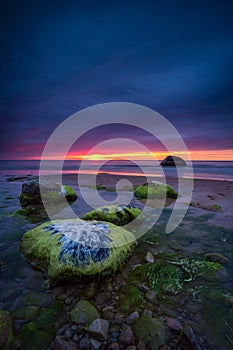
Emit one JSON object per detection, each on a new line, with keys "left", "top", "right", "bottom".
{"left": 0, "top": 170, "right": 233, "bottom": 349}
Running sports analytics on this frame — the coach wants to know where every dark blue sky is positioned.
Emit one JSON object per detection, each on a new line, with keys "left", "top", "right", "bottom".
{"left": 1, "top": 0, "right": 233, "bottom": 159}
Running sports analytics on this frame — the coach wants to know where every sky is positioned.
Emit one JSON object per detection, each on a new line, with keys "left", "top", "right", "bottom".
{"left": 1, "top": 0, "right": 233, "bottom": 160}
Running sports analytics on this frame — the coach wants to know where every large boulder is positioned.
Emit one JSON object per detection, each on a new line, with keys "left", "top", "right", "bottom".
{"left": 20, "top": 180, "right": 77, "bottom": 205}
{"left": 134, "top": 182, "right": 177, "bottom": 201}
{"left": 20, "top": 219, "right": 135, "bottom": 282}
{"left": 82, "top": 204, "right": 141, "bottom": 226}
{"left": 160, "top": 156, "right": 186, "bottom": 167}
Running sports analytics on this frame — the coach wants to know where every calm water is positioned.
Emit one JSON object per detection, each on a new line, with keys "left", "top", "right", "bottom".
{"left": 0, "top": 160, "right": 233, "bottom": 180}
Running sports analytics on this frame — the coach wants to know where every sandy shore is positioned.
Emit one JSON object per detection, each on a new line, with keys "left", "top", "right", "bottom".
{"left": 39, "top": 172, "right": 233, "bottom": 218}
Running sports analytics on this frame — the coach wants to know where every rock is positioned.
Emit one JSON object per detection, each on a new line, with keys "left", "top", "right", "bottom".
{"left": 165, "top": 317, "right": 182, "bottom": 331}
{"left": 90, "top": 338, "right": 101, "bottom": 350}
{"left": 146, "top": 252, "right": 154, "bottom": 263}
{"left": 119, "top": 326, "right": 135, "bottom": 345}
{"left": 0, "top": 310, "right": 15, "bottom": 349}
{"left": 96, "top": 292, "right": 112, "bottom": 305}
{"left": 20, "top": 219, "right": 135, "bottom": 281}
{"left": 126, "top": 346, "right": 137, "bottom": 350}
{"left": 204, "top": 253, "right": 229, "bottom": 265}
{"left": 108, "top": 343, "right": 120, "bottom": 350}
{"left": 179, "top": 325, "right": 198, "bottom": 350}
{"left": 88, "top": 319, "right": 109, "bottom": 340}
{"left": 133, "top": 315, "right": 166, "bottom": 350}
{"left": 160, "top": 156, "right": 186, "bottom": 167}
{"left": 53, "top": 335, "right": 77, "bottom": 350}
{"left": 126, "top": 311, "right": 140, "bottom": 325}
{"left": 70, "top": 300, "right": 99, "bottom": 325}
{"left": 79, "top": 335, "right": 91, "bottom": 350}
{"left": 64, "top": 329, "right": 73, "bottom": 338}
{"left": 20, "top": 180, "right": 77, "bottom": 205}
{"left": 82, "top": 204, "right": 141, "bottom": 226}
{"left": 145, "top": 290, "right": 156, "bottom": 303}
{"left": 137, "top": 340, "right": 146, "bottom": 350}
{"left": 134, "top": 182, "right": 177, "bottom": 201}
{"left": 23, "top": 291, "right": 53, "bottom": 307}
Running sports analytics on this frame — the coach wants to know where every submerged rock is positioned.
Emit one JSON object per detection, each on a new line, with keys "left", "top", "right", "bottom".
{"left": 0, "top": 310, "right": 15, "bottom": 350}
{"left": 204, "top": 253, "right": 229, "bottom": 264}
{"left": 134, "top": 182, "right": 177, "bottom": 201}
{"left": 88, "top": 318, "right": 109, "bottom": 339}
{"left": 133, "top": 315, "right": 166, "bottom": 350}
{"left": 20, "top": 219, "right": 135, "bottom": 281}
{"left": 20, "top": 180, "right": 77, "bottom": 205}
{"left": 82, "top": 204, "right": 141, "bottom": 226}
{"left": 160, "top": 156, "right": 186, "bottom": 167}
{"left": 70, "top": 300, "right": 99, "bottom": 325}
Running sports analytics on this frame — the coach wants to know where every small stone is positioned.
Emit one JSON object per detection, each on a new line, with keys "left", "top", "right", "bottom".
{"left": 90, "top": 338, "right": 101, "bottom": 349}
{"left": 126, "top": 346, "right": 136, "bottom": 350}
{"left": 70, "top": 300, "right": 99, "bottom": 324}
{"left": 119, "top": 326, "right": 135, "bottom": 345}
{"left": 165, "top": 317, "right": 182, "bottom": 331}
{"left": 64, "top": 329, "right": 73, "bottom": 338}
{"left": 180, "top": 325, "right": 198, "bottom": 350}
{"left": 57, "top": 327, "right": 65, "bottom": 336}
{"left": 137, "top": 340, "right": 146, "bottom": 350}
{"left": 79, "top": 335, "right": 90, "bottom": 350}
{"left": 71, "top": 324, "right": 77, "bottom": 331}
{"left": 143, "top": 309, "right": 152, "bottom": 317}
{"left": 53, "top": 336, "right": 77, "bottom": 350}
{"left": 88, "top": 319, "right": 109, "bottom": 340}
{"left": 146, "top": 252, "right": 154, "bottom": 263}
{"left": 126, "top": 311, "right": 140, "bottom": 325}
{"left": 204, "top": 253, "right": 229, "bottom": 264}
{"left": 64, "top": 297, "right": 73, "bottom": 306}
{"left": 73, "top": 334, "right": 79, "bottom": 342}
{"left": 96, "top": 292, "right": 112, "bottom": 305}
{"left": 108, "top": 343, "right": 120, "bottom": 350}
{"left": 145, "top": 290, "right": 156, "bottom": 303}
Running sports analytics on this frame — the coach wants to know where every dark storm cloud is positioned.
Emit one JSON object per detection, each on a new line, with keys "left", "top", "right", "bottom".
{"left": 0, "top": 0, "right": 233, "bottom": 158}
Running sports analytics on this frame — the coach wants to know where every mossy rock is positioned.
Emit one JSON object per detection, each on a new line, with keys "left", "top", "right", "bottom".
{"left": 133, "top": 315, "right": 166, "bottom": 350}
{"left": 0, "top": 310, "right": 15, "bottom": 350}
{"left": 20, "top": 180, "right": 77, "bottom": 205}
{"left": 20, "top": 219, "right": 135, "bottom": 282}
{"left": 70, "top": 300, "right": 99, "bottom": 324}
{"left": 82, "top": 204, "right": 141, "bottom": 226}
{"left": 118, "top": 285, "right": 145, "bottom": 313}
{"left": 134, "top": 182, "right": 177, "bottom": 202}
{"left": 20, "top": 300, "right": 62, "bottom": 350}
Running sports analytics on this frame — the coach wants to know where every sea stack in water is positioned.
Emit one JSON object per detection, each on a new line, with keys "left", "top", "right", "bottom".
{"left": 20, "top": 180, "right": 77, "bottom": 205}
{"left": 160, "top": 156, "right": 186, "bottom": 167}
{"left": 20, "top": 219, "right": 135, "bottom": 281}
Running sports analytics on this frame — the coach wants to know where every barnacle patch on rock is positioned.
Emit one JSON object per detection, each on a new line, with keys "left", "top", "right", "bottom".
{"left": 20, "top": 219, "right": 135, "bottom": 281}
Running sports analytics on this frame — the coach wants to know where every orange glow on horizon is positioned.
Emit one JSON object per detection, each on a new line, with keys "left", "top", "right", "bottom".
{"left": 26, "top": 148, "right": 233, "bottom": 161}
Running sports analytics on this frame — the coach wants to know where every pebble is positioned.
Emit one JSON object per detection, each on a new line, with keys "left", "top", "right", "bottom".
{"left": 119, "top": 326, "right": 135, "bottom": 345}
{"left": 126, "top": 311, "right": 140, "bottom": 325}
{"left": 96, "top": 292, "right": 112, "bottom": 305}
{"left": 165, "top": 317, "right": 183, "bottom": 331}
{"left": 146, "top": 252, "right": 154, "bottom": 263}
{"left": 64, "top": 329, "right": 73, "bottom": 338}
{"left": 90, "top": 338, "right": 101, "bottom": 350}
{"left": 79, "top": 335, "right": 90, "bottom": 350}
{"left": 53, "top": 336, "right": 77, "bottom": 350}
{"left": 88, "top": 318, "right": 109, "bottom": 340}
{"left": 137, "top": 340, "right": 146, "bottom": 350}
{"left": 108, "top": 342, "right": 120, "bottom": 350}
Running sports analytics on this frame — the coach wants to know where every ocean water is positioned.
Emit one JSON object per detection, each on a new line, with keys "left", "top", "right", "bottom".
{"left": 0, "top": 160, "right": 233, "bottom": 181}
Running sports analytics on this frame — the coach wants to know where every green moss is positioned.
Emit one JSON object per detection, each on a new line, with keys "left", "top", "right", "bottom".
{"left": 70, "top": 300, "right": 99, "bottom": 324}
{"left": 89, "top": 185, "right": 115, "bottom": 192}
{"left": 63, "top": 185, "right": 78, "bottom": 202}
{"left": 133, "top": 315, "right": 166, "bottom": 350}
{"left": 134, "top": 182, "right": 177, "bottom": 200}
{"left": 0, "top": 310, "right": 15, "bottom": 350}
{"left": 82, "top": 205, "right": 141, "bottom": 226}
{"left": 20, "top": 300, "right": 62, "bottom": 350}
{"left": 13, "top": 207, "right": 47, "bottom": 223}
{"left": 208, "top": 204, "right": 222, "bottom": 212}
{"left": 118, "top": 285, "right": 145, "bottom": 313}
{"left": 20, "top": 219, "right": 135, "bottom": 281}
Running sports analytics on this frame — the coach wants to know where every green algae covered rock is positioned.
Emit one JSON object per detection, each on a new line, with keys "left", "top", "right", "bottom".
{"left": 133, "top": 315, "right": 166, "bottom": 350}
{"left": 82, "top": 204, "right": 141, "bottom": 226}
{"left": 20, "top": 219, "right": 135, "bottom": 282}
{"left": 20, "top": 180, "right": 77, "bottom": 205}
{"left": 70, "top": 300, "right": 99, "bottom": 324}
{"left": 0, "top": 310, "right": 15, "bottom": 350}
{"left": 134, "top": 182, "right": 177, "bottom": 201}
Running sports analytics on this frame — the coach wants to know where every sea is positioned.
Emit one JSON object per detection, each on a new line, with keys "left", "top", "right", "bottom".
{"left": 0, "top": 160, "right": 232, "bottom": 181}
